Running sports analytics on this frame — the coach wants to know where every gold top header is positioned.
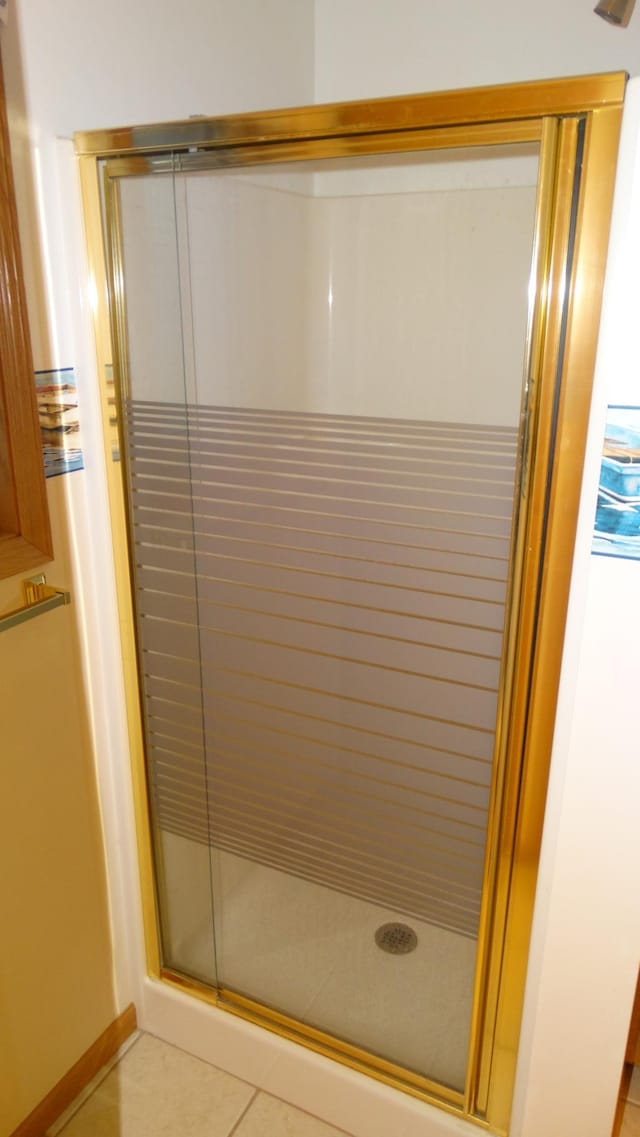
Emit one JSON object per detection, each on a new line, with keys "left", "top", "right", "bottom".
{"left": 75, "top": 71, "right": 627, "bottom": 158}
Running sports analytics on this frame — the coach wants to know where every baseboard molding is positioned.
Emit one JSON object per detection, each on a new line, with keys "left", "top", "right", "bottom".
{"left": 9, "top": 1003, "right": 137, "bottom": 1137}
{"left": 626, "top": 970, "right": 640, "bottom": 1066}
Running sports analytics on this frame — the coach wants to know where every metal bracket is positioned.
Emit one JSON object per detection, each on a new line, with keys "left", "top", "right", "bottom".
{"left": 0, "top": 574, "right": 71, "bottom": 633}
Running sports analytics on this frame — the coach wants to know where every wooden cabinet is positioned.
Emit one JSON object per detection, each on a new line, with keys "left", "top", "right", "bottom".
{"left": 0, "top": 48, "right": 52, "bottom": 579}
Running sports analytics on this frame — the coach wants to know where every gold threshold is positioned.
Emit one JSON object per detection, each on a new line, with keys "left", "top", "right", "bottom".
{"left": 159, "top": 968, "right": 492, "bottom": 1127}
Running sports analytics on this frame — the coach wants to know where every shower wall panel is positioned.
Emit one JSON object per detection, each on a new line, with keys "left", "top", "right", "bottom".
{"left": 185, "top": 174, "right": 312, "bottom": 409}
{"left": 182, "top": 173, "right": 536, "bottom": 423}
{"left": 306, "top": 185, "right": 537, "bottom": 424}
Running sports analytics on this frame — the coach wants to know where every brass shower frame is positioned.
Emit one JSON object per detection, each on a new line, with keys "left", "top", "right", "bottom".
{"left": 76, "top": 73, "right": 625, "bottom": 1134}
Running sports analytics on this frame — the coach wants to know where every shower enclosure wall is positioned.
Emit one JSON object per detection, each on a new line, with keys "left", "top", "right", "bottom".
{"left": 77, "top": 74, "right": 625, "bottom": 1135}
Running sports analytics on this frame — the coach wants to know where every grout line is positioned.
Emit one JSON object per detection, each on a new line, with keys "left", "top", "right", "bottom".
{"left": 622, "top": 1100, "right": 640, "bottom": 1134}
{"left": 46, "top": 1030, "right": 143, "bottom": 1135}
{"left": 226, "top": 1087, "right": 260, "bottom": 1136}
{"left": 261, "top": 1093, "right": 356, "bottom": 1136}
{"left": 627, "top": 1066, "right": 640, "bottom": 1106}
{"left": 230, "top": 1086, "right": 355, "bottom": 1137}
{"left": 141, "top": 1029, "right": 256, "bottom": 1091}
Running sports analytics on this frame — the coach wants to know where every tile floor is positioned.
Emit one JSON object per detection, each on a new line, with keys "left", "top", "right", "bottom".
{"left": 48, "top": 1032, "right": 354, "bottom": 1137}
{"left": 622, "top": 1104, "right": 640, "bottom": 1137}
{"left": 621, "top": 1068, "right": 640, "bottom": 1137}
{"left": 45, "top": 1027, "right": 640, "bottom": 1136}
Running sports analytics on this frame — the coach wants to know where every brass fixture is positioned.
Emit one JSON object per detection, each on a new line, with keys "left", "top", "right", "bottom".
{"left": 594, "top": 0, "right": 636, "bottom": 26}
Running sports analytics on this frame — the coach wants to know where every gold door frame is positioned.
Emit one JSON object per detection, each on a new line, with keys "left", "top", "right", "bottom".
{"left": 76, "top": 73, "right": 625, "bottom": 1134}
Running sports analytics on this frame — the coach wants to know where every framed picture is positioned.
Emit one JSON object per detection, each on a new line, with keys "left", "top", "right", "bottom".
{"left": 592, "top": 405, "right": 640, "bottom": 560}
{"left": 35, "top": 368, "right": 84, "bottom": 477}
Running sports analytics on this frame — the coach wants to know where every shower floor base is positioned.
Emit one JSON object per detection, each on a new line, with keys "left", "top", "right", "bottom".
{"left": 168, "top": 844, "right": 476, "bottom": 1092}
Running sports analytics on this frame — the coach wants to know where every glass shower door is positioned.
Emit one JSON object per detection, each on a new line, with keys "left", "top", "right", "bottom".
{"left": 114, "top": 170, "right": 218, "bottom": 989}
{"left": 113, "top": 142, "right": 539, "bottom": 1094}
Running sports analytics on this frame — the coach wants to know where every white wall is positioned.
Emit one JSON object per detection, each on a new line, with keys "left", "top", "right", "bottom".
{"left": 3, "top": 0, "right": 316, "bottom": 1028}
{"left": 16, "top": 0, "right": 315, "bottom": 136}
{"left": 315, "top": 4, "right": 640, "bottom": 1136}
{"left": 315, "top": 0, "right": 640, "bottom": 102}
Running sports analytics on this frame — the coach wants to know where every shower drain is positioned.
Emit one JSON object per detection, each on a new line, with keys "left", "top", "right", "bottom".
{"left": 374, "top": 922, "right": 418, "bottom": 955}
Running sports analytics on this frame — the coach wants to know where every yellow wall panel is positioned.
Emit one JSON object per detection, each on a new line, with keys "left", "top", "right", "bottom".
{"left": 0, "top": 496, "right": 116, "bottom": 1136}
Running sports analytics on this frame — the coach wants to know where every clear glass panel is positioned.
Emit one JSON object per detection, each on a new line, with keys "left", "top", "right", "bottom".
{"left": 117, "top": 171, "right": 217, "bottom": 987}
{"left": 115, "top": 140, "right": 539, "bottom": 1091}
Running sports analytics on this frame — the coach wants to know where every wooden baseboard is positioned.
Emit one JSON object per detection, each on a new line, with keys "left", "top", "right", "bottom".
{"left": 613, "top": 971, "right": 640, "bottom": 1137}
{"left": 627, "top": 970, "right": 640, "bottom": 1067}
{"left": 10, "top": 1003, "right": 137, "bottom": 1137}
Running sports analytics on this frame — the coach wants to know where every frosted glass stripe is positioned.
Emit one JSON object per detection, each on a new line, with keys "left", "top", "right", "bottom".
{"left": 127, "top": 401, "right": 518, "bottom": 936}
{"left": 144, "top": 652, "right": 496, "bottom": 759}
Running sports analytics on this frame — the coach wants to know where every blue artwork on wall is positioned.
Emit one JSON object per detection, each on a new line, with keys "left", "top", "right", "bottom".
{"left": 592, "top": 405, "right": 640, "bottom": 560}
{"left": 34, "top": 367, "right": 84, "bottom": 477}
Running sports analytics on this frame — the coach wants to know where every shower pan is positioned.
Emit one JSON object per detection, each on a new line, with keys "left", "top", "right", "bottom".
{"left": 77, "top": 74, "right": 625, "bottom": 1134}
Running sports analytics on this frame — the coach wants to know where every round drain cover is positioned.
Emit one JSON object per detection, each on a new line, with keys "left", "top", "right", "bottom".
{"left": 375, "top": 922, "right": 418, "bottom": 955}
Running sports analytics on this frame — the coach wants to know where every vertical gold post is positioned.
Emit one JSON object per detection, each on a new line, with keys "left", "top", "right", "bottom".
{"left": 465, "top": 113, "right": 564, "bottom": 1124}
{"left": 78, "top": 155, "right": 162, "bottom": 978}
{"left": 483, "top": 104, "right": 623, "bottom": 1133}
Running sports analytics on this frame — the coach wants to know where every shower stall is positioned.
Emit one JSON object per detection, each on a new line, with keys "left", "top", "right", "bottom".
{"left": 77, "top": 74, "right": 624, "bottom": 1133}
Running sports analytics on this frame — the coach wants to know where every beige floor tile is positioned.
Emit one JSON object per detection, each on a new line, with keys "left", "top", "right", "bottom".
{"left": 629, "top": 1066, "right": 640, "bottom": 1106}
{"left": 621, "top": 1102, "right": 640, "bottom": 1137}
{"left": 56, "top": 1033, "right": 255, "bottom": 1137}
{"left": 232, "top": 1092, "right": 351, "bottom": 1137}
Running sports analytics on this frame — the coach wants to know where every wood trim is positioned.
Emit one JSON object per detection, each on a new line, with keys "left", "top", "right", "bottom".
{"left": 0, "top": 45, "right": 53, "bottom": 579}
{"left": 613, "top": 1064, "right": 633, "bottom": 1137}
{"left": 9, "top": 1004, "right": 137, "bottom": 1137}
{"left": 626, "top": 970, "right": 640, "bottom": 1067}
{"left": 612, "top": 972, "right": 640, "bottom": 1137}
